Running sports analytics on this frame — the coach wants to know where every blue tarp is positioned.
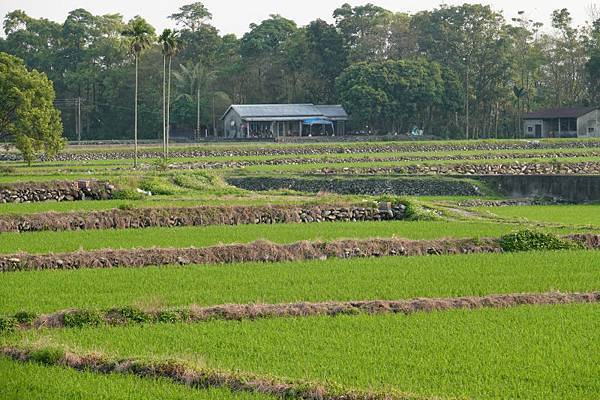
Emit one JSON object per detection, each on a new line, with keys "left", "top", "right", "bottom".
{"left": 303, "top": 117, "right": 333, "bottom": 125}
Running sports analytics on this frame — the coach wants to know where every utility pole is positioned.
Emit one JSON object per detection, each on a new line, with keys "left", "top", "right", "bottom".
{"left": 197, "top": 86, "right": 200, "bottom": 142}
{"left": 77, "top": 97, "right": 82, "bottom": 142}
{"left": 212, "top": 94, "right": 216, "bottom": 137}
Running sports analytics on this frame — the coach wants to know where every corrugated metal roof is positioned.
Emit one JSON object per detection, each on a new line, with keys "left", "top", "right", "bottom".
{"left": 314, "top": 105, "right": 348, "bottom": 119}
{"left": 222, "top": 104, "right": 349, "bottom": 121}
{"left": 524, "top": 107, "right": 597, "bottom": 119}
{"left": 229, "top": 104, "right": 323, "bottom": 118}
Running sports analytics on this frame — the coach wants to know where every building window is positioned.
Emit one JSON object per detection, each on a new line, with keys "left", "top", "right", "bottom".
{"left": 589, "top": 127, "right": 596, "bottom": 133}
{"left": 528, "top": 126, "right": 533, "bottom": 132}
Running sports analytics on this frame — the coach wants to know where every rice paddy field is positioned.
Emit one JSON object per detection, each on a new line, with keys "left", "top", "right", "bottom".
{"left": 1, "top": 138, "right": 600, "bottom": 400}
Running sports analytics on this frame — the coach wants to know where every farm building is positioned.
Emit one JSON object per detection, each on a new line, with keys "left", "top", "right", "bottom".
{"left": 221, "top": 104, "right": 348, "bottom": 139}
{"left": 523, "top": 107, "right": 600, "bottom": 138}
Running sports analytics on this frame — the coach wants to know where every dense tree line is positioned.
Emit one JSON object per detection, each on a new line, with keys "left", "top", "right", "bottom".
{"left": 1, "top": 2, "right": 599, "bottom": 140}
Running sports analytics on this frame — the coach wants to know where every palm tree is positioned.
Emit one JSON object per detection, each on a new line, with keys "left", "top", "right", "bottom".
{"left": 122, "top": 16, "right": 155, "bottom": 167}
{"left": 158, "top": 29, "right": 181, "bottom": 158}
{"left": 173, "top": 62, "right": 216, "bottom": 139}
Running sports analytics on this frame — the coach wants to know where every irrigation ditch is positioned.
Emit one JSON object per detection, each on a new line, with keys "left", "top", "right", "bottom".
{"left": 1, "top": 234, "right": 598, "bottom": 272}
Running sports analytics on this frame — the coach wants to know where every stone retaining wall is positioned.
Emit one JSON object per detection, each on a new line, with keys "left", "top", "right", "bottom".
{"left": 1, "top": 234, "right": 598, "bottom": 272}
{"left": 479, "top": 175, "right": 600, "bottom": 203}
{"left": 0, "top": 203, "right": 406, "bottom": 233}
{"left": 166, "top": 151, "right": 599, "bottom": 171}
{"left": 2, "top": 139, "right": 599, "bottom": 162}
{"left": 317, "top": 161, "right": 600, "bottom": 176}
{"left": 227, "top": 176, "right": 483, "bottom": 197}
{"left": 0, "top": 181, "right": 114, "bottom": 204}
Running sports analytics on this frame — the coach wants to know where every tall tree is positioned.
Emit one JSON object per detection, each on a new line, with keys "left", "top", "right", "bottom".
{"left": 122, "top": 16, "right": 155, "bottom": 167}
{"left": 0, "top": 52, "right": 64, "bottom": 163}
{"left": 158, "top": 28, "right": 181, "bottom": 157}
{"left": 587, "top": 19, "right": 600, "bottom": 104}
{"left": 333, "top": 3, "right": 394, "bottom": 62}
{"left": 169, "top": 2, "right": 212, "bottom": 33}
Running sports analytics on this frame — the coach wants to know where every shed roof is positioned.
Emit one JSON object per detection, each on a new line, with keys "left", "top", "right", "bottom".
{"left": 524, "top": 107, "right": 598, "bottom": 119}
{"left": 314, "top": 105, "right": 348, "bottom": 120}
{"left": 223, "top": 104, "right": 323, "bottom": 119}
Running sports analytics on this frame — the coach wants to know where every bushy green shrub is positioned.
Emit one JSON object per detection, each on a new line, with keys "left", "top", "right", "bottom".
{"left": 112, "top": 188, "right": 144, "bottom": 200}
{"left": 0, "top": 317, "right": 18, "bottom": 333}
{"left": 139, "top": 176, "right": 181, "bottom": 196}
{"left": 113, "top": 306, "right": 150, "bottom": 324}
{"left": 500, "top": 230, "right": 580, "bottom": 252}
{"left": 403, "top": 200, "right": 440, "bottom": 221}
{"left": 154, "top": 309, "right": 190, "bottom": 324}
{"left": 30, "top": 348, "right": 64, "bottom": 365}
{"left": 153, "top": 157, "right": 171, "bottom": 172}
{"left": 173, "top": 172, "right": 216, "bottom": 191}
{"left": 117, "top": 203, "right": 136, "bottom": 211}
{"left": 13, "top": 311, "right": 37, "bottom": 324}
{"left": 63, "top": 309, "right": 104, "bottom": 328}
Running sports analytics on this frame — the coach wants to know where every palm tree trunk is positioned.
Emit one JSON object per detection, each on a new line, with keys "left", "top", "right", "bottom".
{"left": 166, "top": 55, "right": 173, "bottom": 157}
{"left": 162, "top": 55, "right": 167, "bottom": 158}
{"left": 134, "top": 53, "right": 139, "bottom": 168}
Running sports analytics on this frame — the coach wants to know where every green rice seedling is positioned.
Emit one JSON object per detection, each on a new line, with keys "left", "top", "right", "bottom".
{"left": 2, "top": 250, "right": 599, "bottom": 314}
{"left": 0, "top": 358, "right": 272, "bottom": 400}
{"left": 11, "top": 304, "right": 599, "bottom": 400}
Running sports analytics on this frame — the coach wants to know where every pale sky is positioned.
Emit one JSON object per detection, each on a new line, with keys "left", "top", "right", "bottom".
{"left": 1, "top": 0, "right": 598, "bottom": 37}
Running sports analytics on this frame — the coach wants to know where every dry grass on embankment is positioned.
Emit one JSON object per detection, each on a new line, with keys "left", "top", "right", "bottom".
{"left": 1, "top": 234, "right": 598, "bottom": 272}
{"left": 10, "top": 292, "right": 598, "bottom": 330}
{"left": 1, "top": 346, "right": 433, "bottom": 400}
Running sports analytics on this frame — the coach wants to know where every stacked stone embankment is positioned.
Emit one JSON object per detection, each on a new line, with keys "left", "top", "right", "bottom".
{"left": 164, "top": 150, "right": 599, "bottom": 170}
{"left": 0, "top": 203, "right": 406, "bottom": 233}
{"left": 0, "top": 180, "right": 114, "bottom": 203}
{"left": 227, "top": 177, "right": 482, "bottom": 197}
{"left": 1, "top": 234, "right": 598, "bottom": 272}
{"left": 318, "top": 161, "right": 600, "bottom": 176}
{"left": 1, "top": 139, "right": 600, "bottom": 162}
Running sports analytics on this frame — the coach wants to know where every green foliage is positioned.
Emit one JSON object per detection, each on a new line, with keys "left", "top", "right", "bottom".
{"left": 117, "top": 203, "right": 136, "bottom": 211}
{"left": 112, "top": 188, "right": 144, "bottom": 200}
{"left": 0, "top": 316, "right": 18, "bottom": 333}
{"left": 155, "top": 310, "right": 190, "bottom": 324}
{"left": 13, "top": 310, "right": 37, "bottom": 323}
{"left": 63, "top": 309, "right": 104, "bottom": 328}
{"left": 173, "top": 171, "right": 217, "bottom": 190}
{"left": 138, "top": 176, "right": 181, "bottom": 195}
{"left": 500, "top": 230, "right": 580, "bottom": 252}
{"left": 0, "top": 52, "right": 64, "bottom": 163}
{"left": 111, "top": 306, "right": 150, "bottom": 324}
{"left": 402, "top": 199, "right": 440, "bottom": 221}
{"left": 336, "top": 59, "right": 446, "bottom": 133}
{"left": 29, "top": 348, "right": 65, "bottom": 366}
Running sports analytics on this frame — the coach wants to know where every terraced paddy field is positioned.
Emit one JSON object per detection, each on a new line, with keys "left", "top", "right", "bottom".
{"left": 2, "top": 138, "right": 600, "bottom": 399}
